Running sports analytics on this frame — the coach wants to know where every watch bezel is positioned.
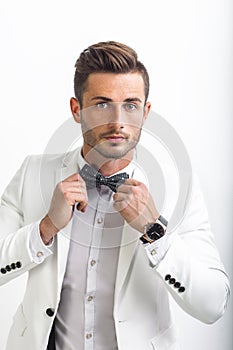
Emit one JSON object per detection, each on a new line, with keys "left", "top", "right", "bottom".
{"left": 146, "top": 222, "right": 165, "bottom": 241}
{"left": 140, "top": 215, "right": 168, "bottom": 244}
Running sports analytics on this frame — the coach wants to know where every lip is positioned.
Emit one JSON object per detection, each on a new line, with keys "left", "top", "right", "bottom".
{"left": 104, "top": 134, "right": 126, "bottom": 143}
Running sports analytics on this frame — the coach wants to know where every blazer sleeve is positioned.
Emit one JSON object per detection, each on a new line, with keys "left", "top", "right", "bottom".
{"left": 154, "top": 174, "right": 230, "bottom": 324}
{"left": 0, "top": 157, "right": 47, "bottom": 286}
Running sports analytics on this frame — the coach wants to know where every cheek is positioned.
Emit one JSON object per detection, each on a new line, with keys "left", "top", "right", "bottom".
{"left": 81, "top": 113, "right": 110, "bottom": 131}
{"left": 131, "top": 126, "right": 142, "bottom": 138}
{"left": 83, "top": 126, "right": 104, "bottom": 142}
{"left": 81, "top": 118, "right": 107, "bottom": 134}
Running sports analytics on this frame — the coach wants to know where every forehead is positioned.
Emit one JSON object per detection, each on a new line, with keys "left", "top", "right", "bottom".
{"left": 83, "top": 72, "right": 145, "bottom": 102}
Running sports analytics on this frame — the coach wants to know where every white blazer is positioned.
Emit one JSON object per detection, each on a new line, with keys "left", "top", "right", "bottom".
{"left": 0, "top": 148, "right": 230, "bottom": 350}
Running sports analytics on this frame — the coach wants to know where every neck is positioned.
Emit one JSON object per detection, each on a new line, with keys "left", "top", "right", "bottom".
{"left": 82, "top": 147, "right": 134, "bottom": 176}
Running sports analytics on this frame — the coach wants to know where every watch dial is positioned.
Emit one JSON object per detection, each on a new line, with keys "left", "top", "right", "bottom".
{"left": 147, "top": 223, "right": 164, "bottom": 240}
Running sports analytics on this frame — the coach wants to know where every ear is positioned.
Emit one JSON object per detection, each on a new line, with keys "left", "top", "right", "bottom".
{"left": 142, "top": 101, "right": 151, "bottom": 125}
{"left": 70, "top": 97, "right": 81, "bottom": 123}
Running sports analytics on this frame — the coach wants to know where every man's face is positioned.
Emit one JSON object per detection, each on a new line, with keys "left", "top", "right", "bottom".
{"left": 72, "top": 72, "right": 151, "bottom": 160}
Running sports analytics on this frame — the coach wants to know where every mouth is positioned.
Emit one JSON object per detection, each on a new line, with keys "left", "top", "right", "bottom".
{"left": 103, "top": 134, "right": 126, "bottom": 143}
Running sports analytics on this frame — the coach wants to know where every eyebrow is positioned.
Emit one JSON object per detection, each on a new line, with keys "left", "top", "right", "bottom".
{"left": 91, "top": 96, "right": 143, "bottom": 103}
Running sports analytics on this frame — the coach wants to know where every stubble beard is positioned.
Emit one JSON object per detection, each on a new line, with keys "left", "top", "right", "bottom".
{"left": 83, "top": 128, "right": 142, "bottom": 159}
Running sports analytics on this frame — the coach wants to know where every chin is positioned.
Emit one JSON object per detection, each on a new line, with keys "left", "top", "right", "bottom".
{"left": 95, "top": 144, "right": 135, "bottom": 159}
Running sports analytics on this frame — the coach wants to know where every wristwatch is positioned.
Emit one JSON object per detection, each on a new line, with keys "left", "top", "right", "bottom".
{"left": 140, "top": 215, "right": 168, "bottom": 244}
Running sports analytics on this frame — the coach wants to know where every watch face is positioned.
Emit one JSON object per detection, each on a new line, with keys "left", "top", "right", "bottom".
{"left": 147, "top": 223, "right": 164, "bottom": 240}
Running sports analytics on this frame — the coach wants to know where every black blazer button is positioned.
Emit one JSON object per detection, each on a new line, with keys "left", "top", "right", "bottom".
{"left": 178, "top": 286, "right": 185, "bottom": 293}
{"left": 165, "top": 274, "right": 171, "bottom": 281}
{"left": 174, "top": 282, "right": 181, "bottom": 288}
{"left": 11, "top": 263, "right": 16, "bottom": 270}
{"left": 6, "top": 265, "right": 11, "bottom": 272}
{"left": 1, "top": 268, "right": 7, "bottom": 274}
{"left": 169, "top": 278, "right": 176, "bottom": 284}
{"left": 46, "top": 308, "right": 55, "bottom": 317}
{"left": 16, "top": 261, "right": 22, "bottom": 268}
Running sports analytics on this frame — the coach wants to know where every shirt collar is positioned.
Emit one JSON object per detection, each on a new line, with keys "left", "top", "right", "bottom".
{"left": 77, "top": 148, "right": 136, "bottom": 178}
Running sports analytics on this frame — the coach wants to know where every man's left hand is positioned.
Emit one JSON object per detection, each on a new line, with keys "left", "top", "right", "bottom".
{"left": 113, "top": 179, "right": 160, "bottom": 232}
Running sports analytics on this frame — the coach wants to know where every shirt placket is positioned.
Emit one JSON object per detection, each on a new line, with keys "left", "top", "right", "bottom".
{"left": 84, "top": 187, "right": 110, "bottom": 350}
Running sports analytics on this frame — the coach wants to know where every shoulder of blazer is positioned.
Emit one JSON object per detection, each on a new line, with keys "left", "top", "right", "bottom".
{"left": 27, "top": 147, "right": 81, "bottom": 172}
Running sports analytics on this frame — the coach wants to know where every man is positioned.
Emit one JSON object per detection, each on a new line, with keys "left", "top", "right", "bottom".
{"left": 0, "top": 41, "right": 230, "bottom": 350}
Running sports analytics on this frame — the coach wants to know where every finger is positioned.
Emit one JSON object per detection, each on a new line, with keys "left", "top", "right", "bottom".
{"left": 63, "top": 191, "right": 87, "bottom": 206}
{"left": 113, "top": 192, "right": 129, "bottom": 202}
{"left": 113, "top": 200, "right": 129, "bottom": 212}
{"left": 61, "top": 184, "right": 87, "bottom": 194}
{"left": 116, "top": 183, "right": 132, "bottom": 194}
{"left": 60, "top": 179, "right": 87, "bottom": 192}
{"left": 113, "top": 192, "right": 132, "bottom": 209}
{"left": 63, "top": 173, "right": 84, "bottom": 182}
{"left": 124, "top": 178, "right": 141, "bottom": 186}
{"left": 76, "top": 201, "right": 88, "bottom": 212}
{"left": 117, "top": 179, "right": 141, "bottom": 193}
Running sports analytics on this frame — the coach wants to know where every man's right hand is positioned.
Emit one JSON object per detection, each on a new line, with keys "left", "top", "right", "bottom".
{"left": 39, "top": 173, "right": 88, "bottom": 244}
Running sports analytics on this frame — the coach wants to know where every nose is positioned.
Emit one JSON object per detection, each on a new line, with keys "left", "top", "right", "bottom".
{"left": 108, "top": 103, "right": 124, "bottom": 128}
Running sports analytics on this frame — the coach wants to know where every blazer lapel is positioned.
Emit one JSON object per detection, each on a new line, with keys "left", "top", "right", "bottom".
{"left": 114, "top": 151, "right": 148, "bottom": 306}
{"left": 54, "top": 149, "right": 79, "bottom": 293}
{"left": 114, "top": 146, "right": 165, "bottom": 306}
{"left": 114, "top": 225, "right": 140, "bottom": 305}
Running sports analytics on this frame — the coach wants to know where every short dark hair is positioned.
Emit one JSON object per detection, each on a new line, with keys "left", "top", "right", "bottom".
{"left": 74, "top": 41, "right": 149, "bottom": 104}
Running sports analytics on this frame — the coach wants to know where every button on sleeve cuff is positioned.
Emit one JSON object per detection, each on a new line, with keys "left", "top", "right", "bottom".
{"left": 28, "top": 221, "right": 54, "bottom": 263}
{"left": 142, "top": 234, "right": 171, "bottom": 267}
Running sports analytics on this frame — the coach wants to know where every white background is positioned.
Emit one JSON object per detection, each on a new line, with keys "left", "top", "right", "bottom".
{"left": 0, "top": 1, "right": 232, "bottom": 349}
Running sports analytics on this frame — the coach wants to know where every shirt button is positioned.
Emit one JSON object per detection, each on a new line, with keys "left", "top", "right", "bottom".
{"left": 86, "top": 333, "right": 92, "bottom": 339}
{"left": 37, "top": 251, "right": 44, "bottom": 258}
{"left": 97, "top": 217, "right": 103, "bottom": 224}
{"left": 90, "top": 259, "right": 96, "bottom": 266}
{"left": 151, "top": 249, "right": 156, "bottom": 256}
{"left": 87, "top": 295, "right": 93, "bottom": 302}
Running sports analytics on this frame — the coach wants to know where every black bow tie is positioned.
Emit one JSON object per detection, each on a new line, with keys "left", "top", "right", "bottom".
{"left": 79, "top": 164, "right": 129, "bottom": 192}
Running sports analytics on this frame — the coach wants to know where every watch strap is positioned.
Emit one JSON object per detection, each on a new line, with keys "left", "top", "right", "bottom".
{"left": 158, "top": 215, "right": 168, "bottom": 226}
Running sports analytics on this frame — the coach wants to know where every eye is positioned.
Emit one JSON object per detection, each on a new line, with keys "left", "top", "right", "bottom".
{"left": 123, "top": 103, "right": 138, "bottom": 112}
{"left": 96, "top": 102, "right": 109, "bottom": 109}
